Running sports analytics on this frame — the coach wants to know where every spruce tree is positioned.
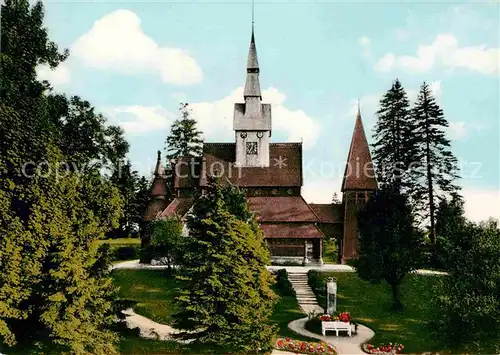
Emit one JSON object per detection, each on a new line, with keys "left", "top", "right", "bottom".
{"left": 165, "top": 102, "right": 204, "bottom": 161}
{"left": 410, "top": 82, "right": 460, "bottom": 244}
{"left": 173, "top": 178, "right": 277, "bottom": 353}
{"left": 372, "top": 79, "right": 416, "bottom": 194}
{"left": 356, "top": 187, "right": 423, "bottom": 309}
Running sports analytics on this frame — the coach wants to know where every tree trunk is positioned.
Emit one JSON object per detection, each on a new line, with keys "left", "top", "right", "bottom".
{"left": 390, "top": 282, "right": 403, "bottom": 310}
{"left": 424, "top": 105, "right": 436, "bottom": 244}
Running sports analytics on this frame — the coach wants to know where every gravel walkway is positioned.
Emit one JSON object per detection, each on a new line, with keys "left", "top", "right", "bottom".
{"left": 287, "top": 317, "right": 375, "bottom": 355}
{"left": 113, "top": 260, "right": 448, "bottom": 275}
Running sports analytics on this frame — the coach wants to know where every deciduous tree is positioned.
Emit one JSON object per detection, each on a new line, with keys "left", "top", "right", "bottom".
{"left": 356, "top": 187, "right": 423, "bottom": 309}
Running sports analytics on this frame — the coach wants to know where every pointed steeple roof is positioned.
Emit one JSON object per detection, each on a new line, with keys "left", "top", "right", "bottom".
{"left": 341, "top": 106, "right": 378, "bottom": 191}
{"left": 154, "top": 150, "right": 164, "bottom": 176}
{"left": 243, "top": 27, "right": 262, "bottom": 98}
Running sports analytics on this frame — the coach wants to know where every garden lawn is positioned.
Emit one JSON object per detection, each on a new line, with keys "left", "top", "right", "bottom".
{"left": 112, "top": 269, "right": 313, "bottom": 353}
{"left": 112, "top": 269, "right": 182, "bottom": 325}
{"left": 98, "top": 237, "right": 141, "bottom": 246}
{"left": 309, "top": 272, "right": 445, "bottom": 353}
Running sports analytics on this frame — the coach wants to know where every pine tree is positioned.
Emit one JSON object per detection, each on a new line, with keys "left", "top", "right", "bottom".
{"left": 165, "top": 102, "right": 204, "bottom": 161}
{"left": 173, "top": 178, "right": 277, "bottom": 353}
{"left": 372, "top": 79, "right": 416, "bottom": 194}
{"left": 356, "top": 187, "right": 423, "bottom": 309}
{"left": 410, "top": 82, "right": 460, "bottom": 244}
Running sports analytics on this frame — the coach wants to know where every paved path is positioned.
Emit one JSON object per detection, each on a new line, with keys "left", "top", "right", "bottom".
{"left": 288, "top": 272, "right": 324, "bottom": 315}
{"left": 113, "top": 260, "right": 448, "bottom": 275}
{"left": 122, "top": 308, "right": 311, "bottom": 355}
{"left": 288, "top": 317, "right": 375, "bottom": 355}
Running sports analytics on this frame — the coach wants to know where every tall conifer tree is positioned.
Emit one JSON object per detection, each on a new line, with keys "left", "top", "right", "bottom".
{"left": 165, "top": 103, "right": 204, "bottom": 161}
{"left": 372, "top": 79, "right": 417, "bottom": 195}
{"left": 410, "top": 82, "right": 460, "bottom": 244}
{"left": 173, "top": 178, "right": 277, "bottom": 353}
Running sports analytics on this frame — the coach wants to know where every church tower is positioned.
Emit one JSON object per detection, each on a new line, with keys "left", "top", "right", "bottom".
{"left": 341, "top": 105, "right": 378, "bottom": 263}
{"left": 233, "top": 27, "right": 272, "bottom": 167}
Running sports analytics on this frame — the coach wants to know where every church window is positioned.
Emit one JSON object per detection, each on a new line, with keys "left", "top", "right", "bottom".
{"left": 272, "top": 189, "right": 279, "bottom": 195}
{"left": 257, "top": 131, "right": 264, "bottom": 138}
{"left": 287, "top": 188, "right": 293, "bottom": 195}
{"left": 240, "top": 132, "right": 247, "bottom": 139}
{"left": 246, "top": 142, "right": 258, "bottom": 155}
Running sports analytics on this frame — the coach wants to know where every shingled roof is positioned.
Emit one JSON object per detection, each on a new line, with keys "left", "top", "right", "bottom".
{"left": 309, "top": 203, "right": 343, "bottom": 223}
{"left": 247, "top": 196, "right": 319, "bottom": 222}
{"left": 198, "top": 143, "right": 302, "bottom": 187}
{"left": 341, "top": 107, "right": 378, "bottom": 191}
{"left": 158, "top": 198, "right": 193, "bottom": 220}
{"left": 260, "top": 223, "right": 324, "bottom": 239}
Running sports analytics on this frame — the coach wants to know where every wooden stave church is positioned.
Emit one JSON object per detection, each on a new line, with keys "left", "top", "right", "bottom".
{"left": 143, "top": 28, "right": 378, "bottom": 265}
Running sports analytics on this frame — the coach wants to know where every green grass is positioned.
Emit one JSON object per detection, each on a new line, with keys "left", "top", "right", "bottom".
{"left": 112, "top": 269, "right": 313, "bottom": 352}
{"left": 98, "top": 237, "right": 141, "bottom": 246}
{"left": 310, "top": 272, "right": 446, "bottom": 353}
{"left": 112, "top": 269, "right": 182, "bottom": 325}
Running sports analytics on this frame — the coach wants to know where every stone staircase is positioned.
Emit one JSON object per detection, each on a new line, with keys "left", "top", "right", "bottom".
{"left": 288, "top": 272, "right": 324, "bottom": 315}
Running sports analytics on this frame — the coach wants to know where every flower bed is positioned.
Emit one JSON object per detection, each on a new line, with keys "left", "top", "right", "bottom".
{"left": 319, "top": 311, "right": 350, "bottom": 323}
{"left": 276, "top": 337, "right": 336, "bottom": 354}
{"left": 362, "top": 342, "right": 405, "bottom": 354}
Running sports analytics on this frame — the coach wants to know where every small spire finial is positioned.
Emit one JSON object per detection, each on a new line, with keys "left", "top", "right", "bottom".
{"left": 157, "top": 150, "right": 161, "bottom": 162}
{"left": 357, "top": 97, "right": 361, "bottom": 118}
{"left": 252, "top": 0, "right": 255, "bottom": 31}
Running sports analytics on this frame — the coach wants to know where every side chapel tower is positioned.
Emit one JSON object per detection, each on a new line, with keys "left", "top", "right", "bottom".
{"left": 341, "top": 105, "right": 378, "bottom": 263}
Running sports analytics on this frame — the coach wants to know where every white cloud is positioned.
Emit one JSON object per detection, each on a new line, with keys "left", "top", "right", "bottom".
{"left": 375, "top": 33, "right": 499, "bottom": 75}
{"left": 104, "top": 105, "right": 175, "bottom": 134}
{"left": 191, "top": 86, "right": 321, "bottom": 149}
{"left": 302, "top": 179, "right": 341, "bottom": 204}
{"left": 447, "top": 121, "right": 485, "bottom": 141}
{"left": 36, "top": 62, "right": 71, "bottom": 87}
{"left": 462, "top": 188, "right": 500, "bottom": 223}
{"left": 72, "top": 9, "right": 202, "bottom": 85}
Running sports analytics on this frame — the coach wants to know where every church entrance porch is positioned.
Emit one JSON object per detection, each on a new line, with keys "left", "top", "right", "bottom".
{"left": 266, "top": 238, "right": 323, "bottom": 265}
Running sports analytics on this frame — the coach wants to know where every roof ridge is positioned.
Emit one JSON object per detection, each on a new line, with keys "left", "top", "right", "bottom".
{"left": 300, "top": 195, "right": 321, "bottom": 223}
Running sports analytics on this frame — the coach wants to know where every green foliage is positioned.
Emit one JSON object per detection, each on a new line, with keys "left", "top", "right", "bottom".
{"left": 276, "top": 269, "right": 296, "bottom": 297}
{"left": 434, "top": 219, "right": 500, "bottom": 353}
{"left": 410, "top": 82, "right": 460, "bottom": 243}
{"left": 372, "top": 79, "right": 416, "bottom": 195}
{"left": 308, "top": 272, "right": 447, "bottom": 353}
{"left": 431, "top": 195, "right": 467, "bottom": 269}
{"left": 322, "top": 238, "right": 338, "bottom": 264}
{"left": 147, "top": 218, "right": 184, "bottom": 271}
{"left": 173, "top": 177, "right": 278, "bottom": 353}
{"left": 108, "top": 161, "right": 149, "bottom": 239}
{"left": 0, "top": 150, "right": 121, "bottom": 354}
{"left": 165, "top": 102, "right": 203, "bottom": 160}
{"left": 356, "top": 187, "right": 423, "bottom": 309}
{"left": 1, "top": 1, "right": 129, "bottom": 352}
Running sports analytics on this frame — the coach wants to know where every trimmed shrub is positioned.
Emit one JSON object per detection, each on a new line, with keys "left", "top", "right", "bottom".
{"left": 112, "top": 245, "right": 140, "bottom": 261}
{"left": 276, "top": 269, "right": 296, "bottom": 297}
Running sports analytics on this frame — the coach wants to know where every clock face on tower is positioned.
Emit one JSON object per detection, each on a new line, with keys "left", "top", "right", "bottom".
{"left": 246, "top": 142, "right": 258, "bottom": 155}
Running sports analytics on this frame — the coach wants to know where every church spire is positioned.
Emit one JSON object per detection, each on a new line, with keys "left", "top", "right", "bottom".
{"left": 341, "top": 105, "right": 378, "bottom": 191}
{"left": 243, "top": 26, "right": 261, "bottom": 98}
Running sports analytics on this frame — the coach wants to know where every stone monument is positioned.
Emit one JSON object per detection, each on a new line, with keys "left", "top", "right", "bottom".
{"left": 326, "top": 277, "right": 337, "bottom": 314}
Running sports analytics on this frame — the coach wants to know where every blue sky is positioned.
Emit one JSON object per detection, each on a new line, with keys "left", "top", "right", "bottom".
{"left": 37, "top": 0, "right": 499, "bottom": 221}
